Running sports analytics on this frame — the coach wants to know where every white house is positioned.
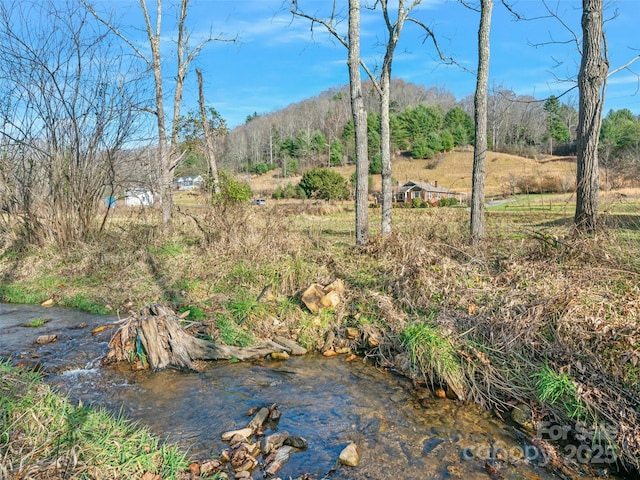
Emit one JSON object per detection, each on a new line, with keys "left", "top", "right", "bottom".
{"left": 124, "top": 188, "right": 154, "bottom": 206}
{"left": 175, "top": 175, "right": 204, "bottom": 191}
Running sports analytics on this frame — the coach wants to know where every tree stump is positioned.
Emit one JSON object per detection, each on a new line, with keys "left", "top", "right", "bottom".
{"left": 102, "top": 304, "right": 285, "bottom": 370}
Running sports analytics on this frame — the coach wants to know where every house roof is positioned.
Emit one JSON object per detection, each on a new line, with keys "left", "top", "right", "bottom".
{"left": 398, "top": 181, "right": 459, "bottom": 195}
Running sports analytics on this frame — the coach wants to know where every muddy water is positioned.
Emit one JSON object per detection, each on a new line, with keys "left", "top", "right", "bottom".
{"left": 0, "top": 304, "right": 602, "bottom": 479}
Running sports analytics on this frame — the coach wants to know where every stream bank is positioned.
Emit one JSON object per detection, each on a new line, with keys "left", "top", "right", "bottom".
{"left": 0, "top": 302, "right": 627, "bottom": 479}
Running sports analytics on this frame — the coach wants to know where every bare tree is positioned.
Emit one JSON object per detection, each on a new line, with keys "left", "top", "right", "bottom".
{"left": 375, "top": 0, "right": 424, "bottom": 236}
{"left": 349, "top": 0, "right": 369, "bottom": 245}
{"left": 290, "top": 0, "right": 369, "bottom": 245}
{"left": 83, "top": 0, "right": 233, "bottom": 234}
{"left": 0, "top": 0, "right": 139, "bottom": 246}
{"left": 196, "top": 69, "right": 221, "bottom": 194}
{"left": 467, "top": 0, "right": 493, "bottom": 244}
{"left": 574, "top": 0, "right": 608, "bottom": 233}
{"left": 292, "top": 1, "right": 447, "bottom": 240}
{"left": 504, "top": 0, "right": 638, "bottom": 232}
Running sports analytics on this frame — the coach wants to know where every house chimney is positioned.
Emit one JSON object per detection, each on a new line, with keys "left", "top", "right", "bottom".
{"left": 434, "top": 180, "right": 438, "bottom": 188}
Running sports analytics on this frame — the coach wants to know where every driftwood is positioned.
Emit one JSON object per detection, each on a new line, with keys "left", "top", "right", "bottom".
{"left": 102, "top": 304, "right": 285, "bottom": 370}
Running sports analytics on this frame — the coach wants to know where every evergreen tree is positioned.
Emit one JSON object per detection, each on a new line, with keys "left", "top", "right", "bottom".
{"left": 544, "top": 95, "right": 570, "bottom": 155}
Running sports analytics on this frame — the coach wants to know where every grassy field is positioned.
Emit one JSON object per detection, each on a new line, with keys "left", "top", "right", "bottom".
{"left": 2, "top": 150, "right": 640, "bottom": 478}
{"left": 248, "top": 150, "right": 578, "bottom": 198}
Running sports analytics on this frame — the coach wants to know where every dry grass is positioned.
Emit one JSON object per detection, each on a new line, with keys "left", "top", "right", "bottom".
{"left": 244, "top": 150, "right": 577, "bottom": 198}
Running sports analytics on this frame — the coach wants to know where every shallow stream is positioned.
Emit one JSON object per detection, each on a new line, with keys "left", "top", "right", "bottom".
{"left": 0, "top": 303, "right": 613, "bottom": 479}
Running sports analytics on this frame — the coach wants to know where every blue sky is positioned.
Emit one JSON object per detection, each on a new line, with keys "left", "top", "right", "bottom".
{"left": 104, "top": 0, "right": 640, "bottom": 129}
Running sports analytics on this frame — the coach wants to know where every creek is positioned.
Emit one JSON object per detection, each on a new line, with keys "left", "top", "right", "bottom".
{"left": 0, "top": 303, "right": 610, "bottom": 479}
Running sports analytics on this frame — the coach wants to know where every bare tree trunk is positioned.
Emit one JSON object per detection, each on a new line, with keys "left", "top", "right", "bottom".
{"left": 380, "top": 67, "right": 392, "bottom": 237}
{"left": 197, "top": 68, "right": 220, "bottom": 194}
{"left": 470, "top": 0, "right": 492, "bottom": 244}
{"left": 140, "top": 0, "right": 173, "bottom": 234}
{"left": 349, "top": 0, "right": 369, "bottom": 246}
{"left": 575, "top": 0, "right": 607, "bottom": 233}
{"left": 378, "top": 0, "right": 417, "bottom": 237}
{"left": 289, "top": 1, "right": 422, "bottom": 244}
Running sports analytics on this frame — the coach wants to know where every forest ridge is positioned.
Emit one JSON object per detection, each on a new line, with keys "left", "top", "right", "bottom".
{"left": 174, "top": 79, "right": 639, "bottom": 197}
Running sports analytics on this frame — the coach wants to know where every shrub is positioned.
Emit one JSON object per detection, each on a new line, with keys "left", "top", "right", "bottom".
{"left": 298, "top": 167, "right": 350, "bottom": 200}
{"left": 412, "top": 197, "right": 429, "bottom": 208}
{"left": 440, "top": 130, "right": 455, "bottom": 151}
{"left": 438, "top": 197, "right": 459, "bottom": 207}
{"left": 330, "top": 139, "right": 344, "bottom": 166}
{"left": 426, "top": 132, "right": 443, "bottom": 152}
{"left": 283, "top": 182, "right": 299, "bottom": 199}
{"left": 249, "top": 162, "right": 276, "bottom": 175}
{"left": 211, "top": 170, "right": 252, "bottom": 206}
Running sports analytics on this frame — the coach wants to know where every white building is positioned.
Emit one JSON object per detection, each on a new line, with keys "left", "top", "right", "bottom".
{"left": 124, "top": 188, "right": 154, "bottom": 206}
{"left": 175, "top": 175, "right": 204, "bottom": 191}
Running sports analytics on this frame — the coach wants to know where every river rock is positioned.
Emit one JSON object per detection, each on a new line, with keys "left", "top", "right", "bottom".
{"left": 219, "top": 449, "right": 231, "bottom": 463}
{"left": 511, "top": 403, "right": 533, "bottom": 430}
{"left": 301, "top": 279, "right": 345, "bottom": 313}
{"left": 200, "top": 459, "right": 223, "bottom": 476}
{"left": 263, "top": 432, "right": 290, "bottom": 454}
{"left": 247, "top": 407, "right": 270, "bottom": 431}
{"left": 34, "top": 334, "right": 57, "bottom": 344}
{"left": 319, "top": 290, "right": 340, "bottom": 309}
{"left": 188, "top": 462, "right": 200, "bottom": 476}
{"left": 345, "top": 327, "right": 359, "bottom": 339}
{"left": 233, "top": 456, "right": 257, "bottom": 473}
{"left": 301, "top": 284, "right": 326, "bottom": 313}
{"left": 270, "top": 351, "right": 290, "bottom": 361}
{"left": 338, "top": 442, "right": 360, "bottom": 467}
{"left": 268, "top": 403, "right": 281, "bottom": 421}
{"left": 284, "top": 435, "right": 308, "bottom": 449}
{"left": 325, "top": 278, "right": 345, "bottom": 295}
{"left": 265, "top": 445, "right": 294, "bottom": 476}
{"left": 221, "top": 427, "right": 253, "bottom": 442}
{"left": 273, "top": 335, "right": 307, "bottom": 355}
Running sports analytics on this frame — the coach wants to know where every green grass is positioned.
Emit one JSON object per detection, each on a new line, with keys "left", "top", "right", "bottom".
{"left": 178, "top": 304, "right": 208, "bottom": 322}
{"left": 21, "top": 317, "right": 49, "bottom": 327}
{"left": 61, "top": 293, "right": 110, "bottom": 315}
{"left": 0, "top": 360, "right": 188, "bottom": 479}
{"left": 224, "top": 261, "right": 258, "bottom": 287}
{"left": 0, "top": 284, "right": 47, "bottom": 304}
{"left": 535, "top": 363, "right": 589, "bottom": 420}
{"left": 147, "top": 242, "right": 187, "bottom": 257}
{"left": 401, "top": 318, "right": 466, "bottom": 396}
{"left": 214, "top": 314, "right": 255, "bottom": 347}
{"left": 226, "top": 293, "right": 262, "bottom": 323}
